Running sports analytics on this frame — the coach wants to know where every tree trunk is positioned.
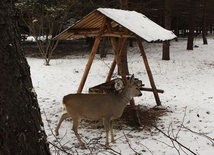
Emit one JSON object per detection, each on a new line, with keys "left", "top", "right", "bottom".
{"left": 162, "top": 0, "right": 172, "bottom": 60}
{"left": 0, "top": 1, "right": 51, "bottom": 155}
{"left": 187, "top": 0, "right": 196, "bottom": 50}
{"left": 120, "top": 0, "right": 129, "bottom": 10}
{"left": 202, "top": 0, "right": 208, "bottom": 45}
{"left": 119, "top": 0, "right": 129, "bottom": 76}
{"left": 120, "top": 39, "right": 129, "bottom": 75}
{"left": 100, "top": 37, "right": 108, "bottom": 58}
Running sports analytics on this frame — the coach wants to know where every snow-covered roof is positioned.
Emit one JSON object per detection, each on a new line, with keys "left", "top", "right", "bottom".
{"left": 54, "top": 8, "right": 176, "bottom": 42}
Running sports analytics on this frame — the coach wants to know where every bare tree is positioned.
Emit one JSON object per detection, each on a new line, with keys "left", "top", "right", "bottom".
{"left": 0, "top": 1, "right": 50, "bottom": 154}
{"left": 16, "top": 0, "right": 73, "bottom": 65}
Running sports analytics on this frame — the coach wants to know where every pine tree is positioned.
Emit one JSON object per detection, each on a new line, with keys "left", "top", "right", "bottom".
{"left": 0, "top": 1, "right": 51, "bottom": 154}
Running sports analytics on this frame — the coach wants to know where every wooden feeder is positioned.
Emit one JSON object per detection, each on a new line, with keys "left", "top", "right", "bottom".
{"left": 53, "top": 8, "right": 176, "bottom": 106}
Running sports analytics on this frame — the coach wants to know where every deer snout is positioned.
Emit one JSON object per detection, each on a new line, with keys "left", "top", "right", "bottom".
{"left": 138, "top": 92, "right": 142, "bottom": 96}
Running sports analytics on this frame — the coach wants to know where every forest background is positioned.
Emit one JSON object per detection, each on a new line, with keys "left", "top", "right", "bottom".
{"left": 16, "top": 0, "right": 214, "bottom": 64}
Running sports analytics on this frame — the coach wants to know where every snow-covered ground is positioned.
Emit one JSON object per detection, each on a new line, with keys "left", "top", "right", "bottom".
{"left": 28, "top": 37, "right": 214, "bottom": 155}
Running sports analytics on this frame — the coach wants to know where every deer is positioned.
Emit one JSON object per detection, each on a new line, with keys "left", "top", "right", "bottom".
{"left": 55, "top": 75, "right": 142, "bottom": 149}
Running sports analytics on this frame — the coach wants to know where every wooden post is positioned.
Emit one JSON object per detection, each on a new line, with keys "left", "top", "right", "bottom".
{"left": 106, "top": 58, "right": 116, "bottom": 82}
{"left": 106, "top": 38, "right": 127, "bottom": 82}
{"left": 106, "top": 19, "right": 128, "bottom": 83}
{"left": 77, "top": 38, "right": 101, "bottom": 93}
{"left": 136, "top": 36, "right": 161, "bottom": 106}
{"left": 105, "top": 19, "right": 117, "bottom": 82}
{"left": 77, "top": 17, "right": 107, "bottom": 93}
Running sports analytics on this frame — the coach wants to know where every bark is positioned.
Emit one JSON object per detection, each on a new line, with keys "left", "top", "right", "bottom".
{"left": 120, "top": 38, "right": 129, "bottom": 75}
{"left": 162, "top": 0, "right": 172, "bottom": 60}
{"left": 99, "top": 37, "right": 108, "bottom": 58}
{"left": 119, "top": 0, "right": 129, "bottom": 75}
{"left": 187, "top": 0, "right": 197, "bottom": 50}
{"left": 209, "top": 24, "right": 212, "bottom": 34}
{"left": 120, "top": 0, "right": 129, "bottom": 9}
{"left": 0, "top": 1, "right": 50, "bottom": 155}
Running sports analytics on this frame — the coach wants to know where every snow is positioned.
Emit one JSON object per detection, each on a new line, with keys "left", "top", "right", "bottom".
{"left": 97, "top": 8, "right": 177, "bottom": 42}
{"left": 27, "top": 37, "right": 214, "bottom": 154}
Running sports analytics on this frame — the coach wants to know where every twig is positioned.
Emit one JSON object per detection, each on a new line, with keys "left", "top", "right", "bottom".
{"left": 43, "top": 110, "right": 75, "bottom": 154}
{"left": 167, "top": 123, "right": 181, "bottom": 155}
{"left": 49, "top": 141, "right": 72, "bottom": 155}
{"left": 100, "top": 144, "right": 122, "bottom": 155}
{"left": 123, "top": 130, "right": 141, "bottom": 155}
{"left": 138, "top": 141, "right": 154, "bottom": 155}
{"left": 151, "top": 138, "right": 174, "bottom": 148}
{"left": 181, "top": 125, "right": 214, "bottom": 146}
{"left": 154, "top": 126, "right": 197, "bottom": 155}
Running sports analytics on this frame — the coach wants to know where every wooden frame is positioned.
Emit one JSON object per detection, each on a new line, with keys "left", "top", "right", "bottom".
{"left": 76, "top": 17, "right": 162, "bottom": 106}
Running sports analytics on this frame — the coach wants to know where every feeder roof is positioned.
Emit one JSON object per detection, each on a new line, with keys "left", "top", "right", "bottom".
{"left": 54, "top": 8, "right": 176, "bottom": 42}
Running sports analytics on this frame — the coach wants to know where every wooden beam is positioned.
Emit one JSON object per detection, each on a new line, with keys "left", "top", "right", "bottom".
{"left": 103, "top": 32, "right": 135, "bottom": 38}
{"left": 77, "top": 17, "right": 107, "bottom": 93}
{"left": 106, "top": 38, "right": 127, "bottom": 82}
{"left": 105, "top": 19, "right": 119, "bottom": 82}
{"left": 68, "top": 28, "right": 135, "bottom": 38}
{"left": 106, "top": 58, "right": 116, "bottom": 82}
{"left": 106, "top": 19, "right": 128, "bottom": 83}
{"left": 66, "top": 32, "right": 135, "bottom": 39}
{"left": 136, "top": 36, "right": 161, "bottom": 106}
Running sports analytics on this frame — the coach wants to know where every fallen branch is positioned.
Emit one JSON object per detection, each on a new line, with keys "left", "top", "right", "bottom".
{"left": 123, "top": 130, "right": 141, "bottom": 155}
{"left": 153, "top": 126, "right": 197, "bottom": 155}
{"left": 49, "top": 141, "right": 72, "bottom": 155}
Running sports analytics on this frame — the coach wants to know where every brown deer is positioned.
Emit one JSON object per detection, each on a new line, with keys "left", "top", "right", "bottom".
{"left": 55, "top": 75, "right": 142, "bottom": 149}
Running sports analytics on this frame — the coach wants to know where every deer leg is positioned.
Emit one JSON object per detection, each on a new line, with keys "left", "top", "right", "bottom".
{"left": 103, "top": 117, "right": 111, "bottom": 148}
{"left": 55, "top": 112, "right": 70, "bottom": 136}
{"left": 72, "top": 118, "right": 86, "bottom": 149}
{"left": 110, "top": 120, "right": 115, "bottom": 143}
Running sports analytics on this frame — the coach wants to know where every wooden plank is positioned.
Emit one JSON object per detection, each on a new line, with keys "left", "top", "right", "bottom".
{"left": 77, "top": 17, "right": 107, "bottom": 93}
{"left": 73, "top": 11, "right": 102, "bottom": 28}
{"left": 136, "top": 36, "right": 162, "bottom": 106}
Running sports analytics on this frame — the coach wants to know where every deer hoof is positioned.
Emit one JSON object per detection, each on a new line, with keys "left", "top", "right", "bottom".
{"left": 105, "top": 143, "right": 110, "bottom": 149}
{"left": 55, "top": 130, "right": 59, "bottom": 136}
